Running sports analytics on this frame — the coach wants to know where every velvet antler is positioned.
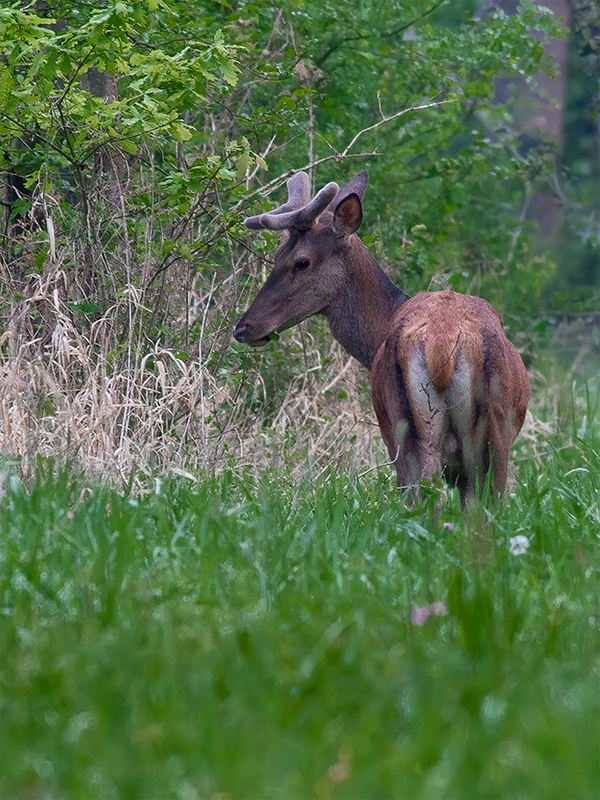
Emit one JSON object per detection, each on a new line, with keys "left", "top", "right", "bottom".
{"left": 244, "top": 172, "right": 339, "bottom": 231}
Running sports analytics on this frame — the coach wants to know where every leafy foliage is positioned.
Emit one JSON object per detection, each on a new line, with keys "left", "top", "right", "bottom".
{"left": 1, "top": 1, "right": 566, "bottom": 323}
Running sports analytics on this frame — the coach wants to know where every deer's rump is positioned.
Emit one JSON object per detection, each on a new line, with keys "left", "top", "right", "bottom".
{"left": 370, "top": 290, "right": 530, "bottom": 497}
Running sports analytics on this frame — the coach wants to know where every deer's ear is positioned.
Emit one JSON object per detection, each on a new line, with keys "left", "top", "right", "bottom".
{"left": 332, "top": 193, "right": 363, "bottom": 236}
{"left": 328, "top": 171, "right": 368, "bottom": 210}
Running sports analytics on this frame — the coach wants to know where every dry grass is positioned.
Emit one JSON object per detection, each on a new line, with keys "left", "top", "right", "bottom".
{"left": 1, "top": 220, "right": 590, "bottom": 488}
{"left": 0, "top": 158, "right": 397, "bottom": 487}
{"left": 0, "top": 263, "right": 387, "bottom": 485}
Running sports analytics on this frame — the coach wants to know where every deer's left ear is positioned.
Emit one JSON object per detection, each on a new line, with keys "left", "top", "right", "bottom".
{"left": 328, "top": 171, "right": 368, "bottom": 212}
{"left": 332, "top": 193, "right": 363, "bottom": 236}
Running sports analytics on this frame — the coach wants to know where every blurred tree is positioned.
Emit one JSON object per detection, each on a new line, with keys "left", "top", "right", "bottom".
{"left": 555, "top": 0, "right": 599, "bottom": 303}
{"left": 496, "top": 0, "right": 598, "bottom": 306}
{"left": 0, "top": 0, "right": 582, "bottom": 357}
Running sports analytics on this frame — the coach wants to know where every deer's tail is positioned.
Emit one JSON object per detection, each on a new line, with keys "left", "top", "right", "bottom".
{"left": 424, "top": 331, "right": 462, "bottom": 394}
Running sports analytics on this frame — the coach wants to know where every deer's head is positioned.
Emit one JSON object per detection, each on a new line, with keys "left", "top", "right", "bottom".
{"left": 233, "top": 171, "right": 368, "bottom": 346}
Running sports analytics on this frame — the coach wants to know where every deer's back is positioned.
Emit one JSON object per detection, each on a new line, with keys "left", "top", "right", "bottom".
{"left": 371, "top": 290, "right": 530, "bottom": 450}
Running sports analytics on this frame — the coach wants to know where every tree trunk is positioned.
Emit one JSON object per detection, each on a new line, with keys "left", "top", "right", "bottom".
{"left": 524, "top": 0, "right": 571, "bottom": 239}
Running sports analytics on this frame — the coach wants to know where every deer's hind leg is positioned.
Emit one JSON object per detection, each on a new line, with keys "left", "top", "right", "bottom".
{"left": 372, "top": 386, "right": 425, "bottom": 499}
{"left": 444, "top": 361, "right": 488, "bottom": 504}
{"left": 486, "top": 413, "right": 511, "bottom": 495}
{"left": 372, "top": 396, "right": 422, "bottom": 489}
{"left": 393, "top": 422, "right": 424, "bottom": 490}
{"left": 454, "top": 412, "right": 510, "bottom": 503}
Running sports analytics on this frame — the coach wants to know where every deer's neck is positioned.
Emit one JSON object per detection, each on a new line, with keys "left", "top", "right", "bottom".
{"left": 324, "top": 238, "right": 408, "bottom": 370}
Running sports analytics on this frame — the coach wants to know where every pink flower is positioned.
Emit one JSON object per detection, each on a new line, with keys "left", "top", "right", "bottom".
{"left": 410, "top": 607, "right": 431, "bottom": 625}
{"left": 443, "top": 522, "right": 455, "bottom": 532}
{"left": 410, "top": 602, "right": 448, "bottom": 625}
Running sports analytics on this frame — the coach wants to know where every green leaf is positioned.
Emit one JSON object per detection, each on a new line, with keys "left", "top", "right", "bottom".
{"left": 120, "top": 139, "right": 138, "bottom": 154}
{"left": 172, "top": 122, "right": 192, "bottom": 142}
{"left": 235, "top": 150, "right": 249, "bottom": 181}
{"left": 68, "top": 302, "right": 102, "bottom": 315}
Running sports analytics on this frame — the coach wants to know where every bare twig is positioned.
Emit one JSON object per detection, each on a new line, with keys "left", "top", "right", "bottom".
{"left": 356, "top": 445, "right": 400, "bottom": 479}
{"left": 236, "top": 98, "right": 456, "bottom": 209}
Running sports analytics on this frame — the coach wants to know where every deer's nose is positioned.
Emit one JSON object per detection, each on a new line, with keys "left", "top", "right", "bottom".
{"left": 232, "top": 322, "right": 249, "bottom": 342}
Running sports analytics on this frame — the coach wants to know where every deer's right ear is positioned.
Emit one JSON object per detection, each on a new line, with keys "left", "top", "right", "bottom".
{"left": 332, "top": 193, "right": 363, "bottom": 237}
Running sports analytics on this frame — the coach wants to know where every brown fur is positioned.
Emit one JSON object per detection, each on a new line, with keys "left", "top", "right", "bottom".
{"left": 371, "top": 291, "right": 529, "bottom": 503}
{"left": 236, "top": 173, "right": 530, "bottom": 504}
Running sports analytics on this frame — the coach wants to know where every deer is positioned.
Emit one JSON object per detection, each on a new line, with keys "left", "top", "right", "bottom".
{"left": 233, "top": 170, "right": 530, "bottom": 504}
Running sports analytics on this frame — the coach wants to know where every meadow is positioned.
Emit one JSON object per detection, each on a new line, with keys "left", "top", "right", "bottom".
{"left": 1, "top": 379, "right": 598, "bottom": 800}
{"left": 1, "top": 1, "right": 599, "bottom": 796}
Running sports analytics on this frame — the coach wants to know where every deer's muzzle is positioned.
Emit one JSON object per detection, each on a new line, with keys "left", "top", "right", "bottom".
{"left": 232, "top": 320, "right": 274, "bottom": 347}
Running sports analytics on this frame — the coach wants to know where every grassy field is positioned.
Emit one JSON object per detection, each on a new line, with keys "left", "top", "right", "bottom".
{"left": 1, "top": 384, "right": 599, "bottom": 800}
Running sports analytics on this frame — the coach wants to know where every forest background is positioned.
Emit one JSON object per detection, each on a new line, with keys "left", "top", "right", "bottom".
{"left": 0, "top": 0, "right": 598, "bottom": 480}
{"left": 1, "top": 3, "right": 599, "bottom": 798}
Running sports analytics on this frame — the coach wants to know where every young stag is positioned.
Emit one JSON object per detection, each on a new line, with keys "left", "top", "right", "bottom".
{"left": 234, "top": 171, "right": 530, "bottom": 503}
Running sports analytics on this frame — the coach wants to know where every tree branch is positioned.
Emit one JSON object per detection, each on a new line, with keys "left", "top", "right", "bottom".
{"left": 235, "top": 97, "right": 456, "bottom": 209}
{"left": 316, "top": 0, "right": 447, "bottom": 67}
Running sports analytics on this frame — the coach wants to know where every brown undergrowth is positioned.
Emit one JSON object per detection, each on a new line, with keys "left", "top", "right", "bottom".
{"left": 1, "top": 263, "right": 574, "bottom": 490}
{"left": 1, "top": 179, "right": 589, "bottom": 489}
{"left": 0, "top": 263, "right": 387, "bottom": 486}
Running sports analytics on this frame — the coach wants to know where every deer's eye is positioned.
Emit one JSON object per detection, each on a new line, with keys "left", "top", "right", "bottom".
{"left": 294, "top": 258, "right": 311, "bottom": 271}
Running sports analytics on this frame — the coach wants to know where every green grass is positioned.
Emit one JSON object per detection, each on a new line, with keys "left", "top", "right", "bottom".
{"left": 1, "top": 388, "right": 599, "bottom": 799}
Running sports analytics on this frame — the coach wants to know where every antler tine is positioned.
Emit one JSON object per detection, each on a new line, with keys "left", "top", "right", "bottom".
{"left": 290, "top": 181, "right": 339, "bottom": 230}
{"left": 244, "top": 172, "right": 310, "bottom": 230}
{"left": 285, "top": 171, "right": 311, "bottom": 209}
{"left": 244, "top": 179, "right": 339, "bottom": 231}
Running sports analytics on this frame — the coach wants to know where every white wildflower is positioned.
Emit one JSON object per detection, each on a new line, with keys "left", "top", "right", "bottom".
{"left": 509, "top": 535, "right": 530, "bottom": 555}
